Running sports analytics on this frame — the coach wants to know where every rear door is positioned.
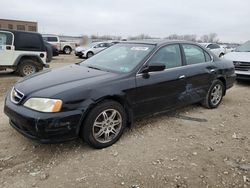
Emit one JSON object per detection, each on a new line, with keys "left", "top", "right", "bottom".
{"left": 134, "top": 44, "right": 188, "bottom": 117}
{"left": 0, "top": 31, "right": 14, "bottom": 66}
{"left": 181, "top": 43, "right": 216, "bottom": 103}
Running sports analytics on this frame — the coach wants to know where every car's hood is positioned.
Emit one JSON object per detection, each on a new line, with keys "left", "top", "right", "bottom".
{"left": 224, "top": 52, "right": 250, "bottom": 62}
{"left": 75, "top": 46, "right": 90, "bottom": 52}
{"left": 15, "top": 64, "right": 116, "bottom": 96}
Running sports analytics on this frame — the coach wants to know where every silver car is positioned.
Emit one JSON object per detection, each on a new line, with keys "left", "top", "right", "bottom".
{"left": 75, "top": 42, "right": 115, "bottom": 59}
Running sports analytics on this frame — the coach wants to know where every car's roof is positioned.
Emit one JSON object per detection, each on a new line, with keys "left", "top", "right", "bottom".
{"left": 0, "top": 29, "right": 41, "bottom": 36}
{"left": 121, "top": 40, "right": 197, "bottom": 46}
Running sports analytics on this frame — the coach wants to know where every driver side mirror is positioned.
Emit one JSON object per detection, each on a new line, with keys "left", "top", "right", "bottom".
{"left": 141, "top": 63, "right": 166, "bottom": 74}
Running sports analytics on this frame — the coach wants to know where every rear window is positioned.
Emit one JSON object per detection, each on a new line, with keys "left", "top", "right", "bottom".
{"left": 15, "top": 33, "right": 45, "bottom": 51}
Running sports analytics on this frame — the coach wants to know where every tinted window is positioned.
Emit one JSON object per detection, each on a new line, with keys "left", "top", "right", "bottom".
{"left": 47, "top": 37, "right": 58, "bottom": 42}
{"left": 148, "top": 44, "right": 182, "bottom": 69}
{"left": 183, "top": 44, "right": 206, "bottom": 65}
{"left": 204, "top": 51, "right": 212, "bottom": 62}
{"left": 0, "top": 32, "right": 13, "bottom": 45}
{"left": 15, "top": 33, "right": 44, "bottom": 51}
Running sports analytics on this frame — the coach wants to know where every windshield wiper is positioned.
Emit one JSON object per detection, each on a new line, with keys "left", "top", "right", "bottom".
{"left": 87, "top": 65, "right": 102, "bottom": 71}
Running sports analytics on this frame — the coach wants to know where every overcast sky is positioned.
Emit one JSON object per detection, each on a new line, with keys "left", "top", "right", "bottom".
{"left": 1, "top": 0, "right": 250, "bottom": 42}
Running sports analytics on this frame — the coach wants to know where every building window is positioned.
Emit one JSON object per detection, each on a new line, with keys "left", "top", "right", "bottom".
{"left": 17, "top": 25, "right": 25, "bottom": 31}
{"left": 8, "top": 24, "right": 13, "bottom": 29}
{"left": 28, "top": 26, "right": 37, "bottom": 32}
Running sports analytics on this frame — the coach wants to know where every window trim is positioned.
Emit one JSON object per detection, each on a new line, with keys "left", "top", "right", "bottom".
{"left": 137, "top": 43, "right": 184, "bottom": 75}
{"left": 180, "top": 43, "right": 213, "bottom": 66}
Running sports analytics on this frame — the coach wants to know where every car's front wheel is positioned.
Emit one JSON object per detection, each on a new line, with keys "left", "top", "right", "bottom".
{"left": 81, "top": 100, "right": 127, "bottom": 149}
{"left": 87, "top": 52, "right": 94, "bottom": 59}
{"left": 202, "top": 79, "right": 225, "bottom": 108}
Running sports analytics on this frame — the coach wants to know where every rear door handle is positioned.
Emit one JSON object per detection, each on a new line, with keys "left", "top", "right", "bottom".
{"left": 179, "top": 75, "right": 186, "bottom": 79}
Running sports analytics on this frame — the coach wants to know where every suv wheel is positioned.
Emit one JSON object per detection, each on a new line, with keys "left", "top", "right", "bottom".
{"left": 81, "top": 100, "right": 127, "bottom": 149}
{"left": 87, "top": 52, "right": 94, "bottom": 58}
{"left": 202, "top": 79, "right": 225, "bottom": 108}
{"left": 18, "top": 60, "right": 38, "bottom": 77}
{"left": 63, "top": 46, "right": 72, "bottom": 54}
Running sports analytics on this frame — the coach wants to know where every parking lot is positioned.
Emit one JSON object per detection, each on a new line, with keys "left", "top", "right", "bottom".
{"left": 0, "top": 54, "right": 250, "bottom": 188}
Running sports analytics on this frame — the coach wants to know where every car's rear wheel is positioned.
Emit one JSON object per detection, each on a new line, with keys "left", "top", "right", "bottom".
{"left": 18, "top": 60, "right": 39, "bottom": 77}
{"left": 202, "top": 79, "right": 225, "bottom": 108}
{"left": 63, "top": 46, "right": 72, "bottom": 54}
{"left": 81, "top": 100, "right": 127, "bottom": 149}
{"left": 87, "top": 52, "right": 94, "bottom": 59}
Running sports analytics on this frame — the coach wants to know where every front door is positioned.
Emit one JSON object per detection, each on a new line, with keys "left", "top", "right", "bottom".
{"left": 134, "top": 44, "right": 188, "bottom": 118}
{"left": 0, "top": 31, "right": 14, "bottom": 66}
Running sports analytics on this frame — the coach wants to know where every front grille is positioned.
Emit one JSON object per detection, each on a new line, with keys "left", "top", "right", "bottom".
{"left": 10, "top": 88, "right": 24, "bottom": 104}
{"left": 233, "top": 61, "right": 250, "bottom": 71}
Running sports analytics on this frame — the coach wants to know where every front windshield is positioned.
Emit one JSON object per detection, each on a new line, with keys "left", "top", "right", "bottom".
{"left": 235, "top": 41, "right": 250, "bottom": 52}
{"left": 81, "top": 43, "right": 155, "bottom": 73}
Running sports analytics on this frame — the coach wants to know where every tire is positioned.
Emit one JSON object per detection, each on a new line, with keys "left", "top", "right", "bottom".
{"left": 18, "top": 60, "right": 39, "bottom": 77}
{"left": 87, "top": 52, "right": 94, "bottom": 59}
{"left": 202, "top": 79, "right": 225, "bottom": 109}
{"left": 63, "top": 46, "right": 72, "bottom": 54}
{"left": 81, "top": 100, "right": 127, "bottom": 149}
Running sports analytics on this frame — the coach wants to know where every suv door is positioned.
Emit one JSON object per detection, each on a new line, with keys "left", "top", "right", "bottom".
{"left": 134, "top": 44, "right": 188, "bottom": 117}
{"left": 181, "top": 43, "right": 216, "bottom": 103}
{"left": 0, "top": 31, "right": 14, "bottom": 66}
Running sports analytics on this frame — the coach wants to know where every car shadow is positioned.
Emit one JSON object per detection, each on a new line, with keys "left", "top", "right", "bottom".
{"left": 0, "top": 71, "right": 19, "bottom": 78}
{"left": 236, "top": 79, "right": 250, "bottom": 86}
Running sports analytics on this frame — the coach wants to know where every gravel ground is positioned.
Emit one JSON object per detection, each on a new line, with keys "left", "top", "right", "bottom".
{"left": 0, "top": 55, "right": 250, "bottom": 188}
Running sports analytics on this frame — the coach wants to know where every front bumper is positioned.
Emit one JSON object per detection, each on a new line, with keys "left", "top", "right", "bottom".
{"left": 4, "top": 95, "right": 84, "bottom": 143}
{"left": 235, "top": 70, "right": 250, "bottom": 80}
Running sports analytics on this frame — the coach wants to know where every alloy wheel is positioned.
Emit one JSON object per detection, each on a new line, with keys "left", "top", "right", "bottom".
{"left": 92, "top": 109, "right": 122, "bottom": 143}
{"left": 210, "top": 84, "right": 223, "bottom": 106}
{"left": 23, "top": 64, "right": 36, "bottom": 76}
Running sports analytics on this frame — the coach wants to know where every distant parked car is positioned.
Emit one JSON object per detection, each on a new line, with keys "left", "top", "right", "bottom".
{"left": 224, "top": 41, "right": 250, "bottom": 80}
{"left": 75, "top": 41, "right": 116, "bottom": 59}
{"left": 42, "top": 35, "right": 76, "bottom": 55}
{"left": 0, "top": 29, "right": 49, "bottom": 76}
{"left": 200, "top": 43, "right": 226, "bottom": 58}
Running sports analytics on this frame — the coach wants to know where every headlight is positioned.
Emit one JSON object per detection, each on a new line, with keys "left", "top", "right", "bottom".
{"left": 24, "top": 98, "right": 63, "bottom": 112}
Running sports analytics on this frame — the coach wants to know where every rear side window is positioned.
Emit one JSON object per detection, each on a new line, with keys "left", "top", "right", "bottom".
{"left": 183, "top": 44, "right": 206, "bottom": 65}
{"left": 0, "top": 32, "right": 13, "bottom": 45}
{"left": 15, "top": 33, "right": 44, "bottom": 51}
{"left": 47, "top": 37, "right": 58, "bottom": 42}
{"left": 148, "top": 44, "right": 182, "bottom": 69}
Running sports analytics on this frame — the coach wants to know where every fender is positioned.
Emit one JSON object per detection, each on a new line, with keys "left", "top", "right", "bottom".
{"left": 14, "top": 54, "right": 49, "bottom": 68}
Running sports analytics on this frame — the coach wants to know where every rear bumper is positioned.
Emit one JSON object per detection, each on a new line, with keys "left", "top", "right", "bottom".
{"left": 4, "top": 95, "right": 84, "bottom": 144}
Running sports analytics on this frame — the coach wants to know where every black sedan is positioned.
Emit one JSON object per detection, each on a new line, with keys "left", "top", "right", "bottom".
{"left": 4, "top": 41, "right": 236, "bottom": 149}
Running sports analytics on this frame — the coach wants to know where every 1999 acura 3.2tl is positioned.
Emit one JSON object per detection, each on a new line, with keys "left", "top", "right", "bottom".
{"left": 4, "top": 41, "right": 236, "bottom": 149}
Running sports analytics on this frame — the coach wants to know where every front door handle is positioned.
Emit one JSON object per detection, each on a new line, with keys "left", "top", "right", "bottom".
{"left": 179, "top": 75, "right": 186, "bottom": 79}
{"left": 6, "top": 46, "right": 11, "bottom": 50}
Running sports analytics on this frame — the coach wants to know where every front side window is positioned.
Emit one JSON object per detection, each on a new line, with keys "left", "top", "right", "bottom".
{"left": 82, "top": 43, "right": 154, "bottom": 73}
{"left": 148, "top": 44, "right": 182, "bottom": 69}
{"left": 0, "top": 32, "right": 13, "bottom": 45}
{"left": 183, "top": 44, "right": 206, "bottom": 65}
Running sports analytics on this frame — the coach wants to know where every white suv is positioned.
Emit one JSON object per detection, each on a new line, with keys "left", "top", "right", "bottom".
{"left": 0, "top": 29, "right": 49, "bottom": 76}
